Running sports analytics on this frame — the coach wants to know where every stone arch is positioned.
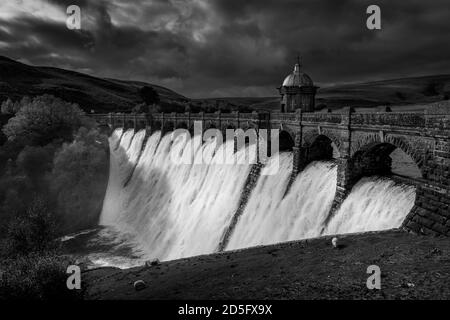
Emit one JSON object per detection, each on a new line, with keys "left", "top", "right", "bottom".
{"left": 351, "top": 133, "right": 423, "bottom": 171}
{"left": 303, "top": 131, "right": 344, "bottom": 157}
{"left": 164, "top": 121, "right": 175, "bottom": 132}
{"left": 350, "top": 133, "right": 423, "bottom": 179}
{"left": 153, "top": 120, "right": 162, "bottom": 131}
{"left": 176, "top": 121, "right": 188, "bottom": 130}
{"left": 279, "top": 130, "right": 295, "bottom": 151}
{"left": 308, "top": 134, "right": 339, "bottom": 161}
{"left": 223, "top": 124, "right": 236, "bottom": 141}
{"left": 126, "top": 119, "right": 134, "bottom": 129}
{"left": 137, "top": 120, "right": 147, "bottom": 130}
{"left": 205, "top": 121, "right": 217, "bottom": 130}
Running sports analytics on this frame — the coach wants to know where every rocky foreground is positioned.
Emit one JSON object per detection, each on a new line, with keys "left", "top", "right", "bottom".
{"left": 83, "top": 229, "right": 450, "bottom": 299}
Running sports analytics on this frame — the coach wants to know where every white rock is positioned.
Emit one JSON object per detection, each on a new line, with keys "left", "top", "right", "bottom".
{"left": 134, "top": 280, "right": 147, "bottom": 291}
{"left": 331, "top": 237, "right": 338, "bottom": 248}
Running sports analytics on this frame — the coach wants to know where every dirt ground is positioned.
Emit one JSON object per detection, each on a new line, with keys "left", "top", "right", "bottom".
{"left": 83, "top": 229, "right": 450, "bottom": 300}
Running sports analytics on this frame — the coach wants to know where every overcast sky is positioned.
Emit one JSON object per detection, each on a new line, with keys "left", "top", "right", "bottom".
{"left": 0, "top": 0, "right": 449, "bottom": 98}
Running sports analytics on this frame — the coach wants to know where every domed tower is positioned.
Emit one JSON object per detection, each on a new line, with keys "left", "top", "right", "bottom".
{"left": 278, "top": 59, "right": 318, "bottom": 112}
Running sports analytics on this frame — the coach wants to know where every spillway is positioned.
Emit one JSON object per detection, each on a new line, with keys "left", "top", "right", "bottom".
{"left": 99, "top": 129, "right": 416, "bottom": 264}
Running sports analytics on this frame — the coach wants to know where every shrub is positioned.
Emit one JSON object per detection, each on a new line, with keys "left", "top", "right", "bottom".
{"left": 2, "top": 95, "right": 89, "bottom": 146}
{"left": 16, "top": 145, "right": 55, "bottom": 183}
{"left": 0, "top": 253, "right": 80, "bottom": 300}
{"left": 4, "top": 197, "right": 57, "bottom": 257}
{"left": 51, "top": 127, "right": 109, "bottom": 233}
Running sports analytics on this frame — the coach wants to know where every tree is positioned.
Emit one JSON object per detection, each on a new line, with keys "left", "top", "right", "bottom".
{"left": 51, "top": 127, "right": 109, "bottom": 232}
{"left": 1, "top": 97, "right": 31, "bottom": 115}
{"left": 139, "top": 86, "right": 160, "bottom": 105}
{"left": 132, "top": 102, "right": 149, "bottom": 113}
{"left": 2, "top": 95, "right": 88, "bottom": 146}
{"left": 1, "top": 98, "right": 14, "bottom": 114}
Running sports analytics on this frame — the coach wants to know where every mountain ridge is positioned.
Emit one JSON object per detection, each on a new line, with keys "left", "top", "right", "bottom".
{"left": 1, "top": 55, "right": 449, "bottom": 112}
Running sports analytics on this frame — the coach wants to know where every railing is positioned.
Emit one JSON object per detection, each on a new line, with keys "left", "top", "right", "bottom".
{"left": 90, "top": 109, "right": 446, "bottom": 130}
{"left": 351, "top": 112, "right": 426, "bottom": 127}
{"left": 271, "top": 112, "right": 297, "bottom": 122}
{"left": 302, "top": 112, "right": 344, "bottom": 124}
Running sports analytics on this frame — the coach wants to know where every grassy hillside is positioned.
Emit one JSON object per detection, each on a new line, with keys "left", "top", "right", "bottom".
{"left": 199, "top": 75, "right": 450, "bottom": 112}
{"left": 0, "top": 56, "right": 187, "bottom": 113}
{"left": 1, "top": 55, "right": 449, "bottom": 113}
{"left": 317, "top": 75, "right": 450, "bottom": 111}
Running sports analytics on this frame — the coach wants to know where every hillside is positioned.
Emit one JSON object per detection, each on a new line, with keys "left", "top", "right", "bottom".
{"left": 1, "top": 55, "right": 449, "bottom": 113}
{"left": 0, "top": 56, "right": 187, "bottom": 113}
{"left": 198, "top": 75, "right": 450, "bottom": 112}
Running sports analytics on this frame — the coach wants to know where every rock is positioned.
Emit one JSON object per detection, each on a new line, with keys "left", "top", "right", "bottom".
{"left": 134, "top": 280, "right": 147, "bottom": 291}
{"left": 431, "top": 248, "right": 442, "bottom": 255}
{"left": 145, "top": 258, "right": 161, "bottom": 267}
{"left": 331, "top": 237, "right": 338, "bottom": 248}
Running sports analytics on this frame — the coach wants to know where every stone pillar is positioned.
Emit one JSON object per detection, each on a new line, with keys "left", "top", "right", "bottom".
{"left": 292, "top": 146, "right": 308, "bottom": 174}
{"left": 328, "top": 156, "right": 354, "bottom": 217}
{"left": 217, "top": 162, "right": 264, "bottom": 251}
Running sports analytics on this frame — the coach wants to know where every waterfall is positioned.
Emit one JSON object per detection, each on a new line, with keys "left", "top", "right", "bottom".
{"left": 323, "top": 177, "right": 416, "bottom": 235}
{"left": 100, "top": 130, "right": 254, "bottom": 261}
{"left": 98, "top": 128, "right": 416, "bottom": 264}
{"left": 226, "top": 158, "right": 338, "bottom": 250}
{"left": 100, "top": 129, "right": 146, "bottom": 225}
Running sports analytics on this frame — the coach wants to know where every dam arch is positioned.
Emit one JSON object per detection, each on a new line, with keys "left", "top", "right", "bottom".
{"left": 279, "top": 130, "right": 295, "bottom": 152}
{"left": 307, "top": 134, "right": 340, "bottom": 162}
{"left": 350, "top": 135, "right": 424, "bottom": 183}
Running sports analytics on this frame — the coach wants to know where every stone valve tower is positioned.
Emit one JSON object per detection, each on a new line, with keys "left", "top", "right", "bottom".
{"left": 278, "top": 58, "right": 318, "bottom": 112}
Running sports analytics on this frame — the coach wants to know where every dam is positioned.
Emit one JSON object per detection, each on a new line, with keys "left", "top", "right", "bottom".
{"left": 88, "top": 101, "right": 450, "bottom": 265}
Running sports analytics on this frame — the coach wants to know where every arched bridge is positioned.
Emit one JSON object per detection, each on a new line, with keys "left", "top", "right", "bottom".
{"left": 91, "top": 101, "right": 450, "bottom": 237}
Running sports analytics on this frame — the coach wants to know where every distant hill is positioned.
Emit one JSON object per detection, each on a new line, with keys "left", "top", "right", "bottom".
{"left": 0, "top": 56, "right": 188, "bottom": 113}
{"left": 316, "top": 75, "right": 450, "bottom": 111}
{"left": 1, "top": 55, "right": 449, "bottom": 113}
{"left": 198, "top": 75, "right": 450, "bottom": 112}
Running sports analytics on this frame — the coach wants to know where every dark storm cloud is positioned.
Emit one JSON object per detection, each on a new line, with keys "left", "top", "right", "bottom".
{"left": 0, "top": 0, "right": 449, "bottom": 97}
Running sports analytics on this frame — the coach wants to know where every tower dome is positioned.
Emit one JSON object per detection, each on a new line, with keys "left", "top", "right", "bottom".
{"left": 278, "top": 60, "right": 318, "bottom": 113}
{"left": 282, "top": 63, "right": 313, "bottom": 87}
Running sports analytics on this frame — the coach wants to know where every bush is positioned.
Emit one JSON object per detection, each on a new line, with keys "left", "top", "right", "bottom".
{"left": 0, "top": 97, "right": 30, "bottom": 115}
{"left": 0, "top": 196, "right": 82, "bottom": 300}
{"left": 51, "top": 127, "right": 109, "bottom": 233}
{"left": 17, "top": 145, "right": 55, "bottom": 183}
{"left": 4, "top": 197, "right": 57, "bottom": 257}
{"left": 0, "top": 253, "right": 80, "bottom": 300}
{"left": 2, "top": 95, "right": 89, "bottom": 146}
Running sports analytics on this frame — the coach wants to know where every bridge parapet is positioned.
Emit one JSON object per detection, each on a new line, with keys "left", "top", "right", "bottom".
{"left": 351, "top": 112, "right": 426, "bottom": 128}
{"left": 302, "top": 112, "right": 344, "bottom": 125}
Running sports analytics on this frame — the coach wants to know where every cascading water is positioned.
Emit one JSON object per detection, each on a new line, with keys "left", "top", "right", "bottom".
{"left": 70, "top": 128, "right": 418, "bottom": 268}
{"left": 323, "top": 177, "right": 416, "bottom": 235}
{"left": 101, "top": 129, "right": 146, "bottom": 225}
{"left": 100, "top": 130, "right": 255, "bottom": 261}
{"left": 226, "top": 158, "right": 338, "bottom": 250}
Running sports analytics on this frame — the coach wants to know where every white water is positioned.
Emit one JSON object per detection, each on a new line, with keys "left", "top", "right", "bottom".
{"left": 323, "top": 177, "right": 416, "bottom": 235}
{"left": 98, "top": 129, "right": 416, "bottom": 264}
{"left": 101, "top": 130, "right": 254, "bottom": 261}
{"left": 226, "top": 159, "right": 338, "bottom": 250}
